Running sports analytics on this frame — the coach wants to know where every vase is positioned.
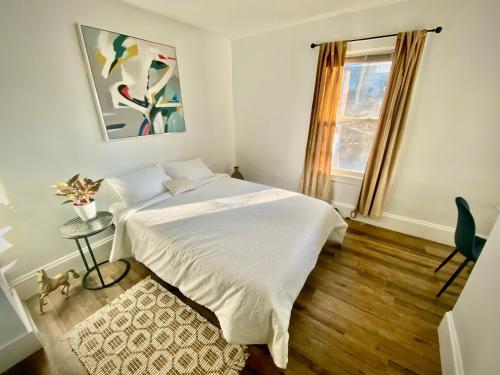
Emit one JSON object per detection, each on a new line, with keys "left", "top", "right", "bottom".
{"left": 73, "top": 200, "right": 97, "bottom": 221}
{"left": 231, "top": 166, "right": 244, "bottom": 180}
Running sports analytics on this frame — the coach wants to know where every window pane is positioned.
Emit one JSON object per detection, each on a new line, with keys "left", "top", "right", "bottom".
{"left": 332, "top": 59, "right": 392, "bottom": 173}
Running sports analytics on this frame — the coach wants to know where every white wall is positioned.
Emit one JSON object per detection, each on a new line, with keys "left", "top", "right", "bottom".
{"left": 232, "top": 0, "right": 500, "bottom": 240}
{"left": 452, "top": 210, "right": 500, "bottom": 374}
{"left": 1, "top": 0, "right": 499, "bottom": 289}
{"left": 0, "top": 292, "right": 26, "bottom": 347}
{"left": 0, "top": 288, "right": 41, "bottom": 373}
{"left": 438, "top": 209, "right": 500, "bottom": 375}
{"left": 0, "top": 0, "right": 235, "bottom": 279}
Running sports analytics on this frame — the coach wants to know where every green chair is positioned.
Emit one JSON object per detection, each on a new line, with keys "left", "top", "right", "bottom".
{"left": 435, "top": 197, "right": 486, "bottom": 297}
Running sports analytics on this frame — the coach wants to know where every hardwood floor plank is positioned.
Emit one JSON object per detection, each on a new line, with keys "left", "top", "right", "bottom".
{"left": 4, "top": 220, "right": 466, "bottom": 374}
{"left": 295, "top": 285, "right": 440, "bottom": 362}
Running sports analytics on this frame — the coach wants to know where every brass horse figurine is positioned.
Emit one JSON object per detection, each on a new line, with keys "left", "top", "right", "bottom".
{"left": 37, "top": 269, "right": 80, "bottom": 315}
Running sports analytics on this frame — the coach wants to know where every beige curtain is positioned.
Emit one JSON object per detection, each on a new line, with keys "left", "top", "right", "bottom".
{"left": 300, "top": 41, "right": 347, "bottom": 202}
{"left": 356, "top": 30, "right": 427, "bottom": 217}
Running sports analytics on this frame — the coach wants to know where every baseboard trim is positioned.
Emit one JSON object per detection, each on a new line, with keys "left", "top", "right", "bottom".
{"left": 11, "top": 235, "right": 114, "bottom": 300}
{"left": 438, "top": 311, "right": 464, "bottom": 375}
{"left": 0, "top": 330, "right": 42, "bottom": 373}
{"left": 332, "top": 201, "right": 487, "bottom": 246}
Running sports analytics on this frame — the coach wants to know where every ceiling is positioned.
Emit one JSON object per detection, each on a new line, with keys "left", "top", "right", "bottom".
{"left": 123, "top": 0, "right": 404, "bottom": 39}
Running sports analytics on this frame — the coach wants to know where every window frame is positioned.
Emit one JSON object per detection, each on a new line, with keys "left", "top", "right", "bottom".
{"left": 331, "top": 51, "right": 393, "bottom": 178}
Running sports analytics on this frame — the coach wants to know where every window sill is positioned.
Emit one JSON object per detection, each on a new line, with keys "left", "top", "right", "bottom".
{"left": 331, "top": 169, "right": 363, "bottom": 187}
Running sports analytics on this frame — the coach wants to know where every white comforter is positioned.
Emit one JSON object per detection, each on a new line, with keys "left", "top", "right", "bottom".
{"left": 110, "top": 174, "right": 347, "bottom": 368}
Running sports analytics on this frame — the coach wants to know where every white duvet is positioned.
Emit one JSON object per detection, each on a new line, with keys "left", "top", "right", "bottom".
{"left": 110, "top": 174, "right": 347, "bottom": 368}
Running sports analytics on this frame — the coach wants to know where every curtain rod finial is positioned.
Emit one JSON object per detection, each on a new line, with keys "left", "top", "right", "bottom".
{"left": 435, "top": 26, "right": 443, "bottom": 33}
{"left": 310, "top": 43, "right": 318, "bottom": 49}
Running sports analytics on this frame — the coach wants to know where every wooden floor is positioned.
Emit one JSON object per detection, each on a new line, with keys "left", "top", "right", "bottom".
{"left": 5, "top": 220, "right": 470, "bottom": 375}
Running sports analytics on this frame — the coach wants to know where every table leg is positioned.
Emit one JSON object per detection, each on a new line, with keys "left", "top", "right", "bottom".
{"left": 74, "top": 239, "right": 90, "bottom": 272}
{"left": 84, "top": 237, "right": 105, "bottom": 288}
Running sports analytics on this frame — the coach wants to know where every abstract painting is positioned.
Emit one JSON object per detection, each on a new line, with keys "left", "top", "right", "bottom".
{"left": 78, "top": 25, "right": 185, "bottom": 140}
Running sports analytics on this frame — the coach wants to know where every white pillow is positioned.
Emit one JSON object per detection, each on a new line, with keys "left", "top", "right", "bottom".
{"left": 162, "top": 158, "right": 214, "bottom": 180}
{"left": 163, "top": 177, "right": 194, "bottom": 195}
{"left": 106, "top": 164, "right": 171, "bottom": 204}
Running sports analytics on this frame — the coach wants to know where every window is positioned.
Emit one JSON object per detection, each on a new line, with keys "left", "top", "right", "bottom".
{"left": 332, "top": 54, "right": 392, "bottom": 174}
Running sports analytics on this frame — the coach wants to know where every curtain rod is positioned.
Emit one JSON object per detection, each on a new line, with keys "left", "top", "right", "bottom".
{"left": 310, "top": 26, "right": 442, "bottom": 49}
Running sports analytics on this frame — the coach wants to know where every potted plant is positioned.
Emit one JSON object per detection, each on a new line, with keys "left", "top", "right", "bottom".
{"left": 52, "top": 174, "right": 103, "bottom": 221}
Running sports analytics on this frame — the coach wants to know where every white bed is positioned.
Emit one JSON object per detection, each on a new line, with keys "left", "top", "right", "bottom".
{"left": 110, "top": 173, "right": 347, "bottom": 368}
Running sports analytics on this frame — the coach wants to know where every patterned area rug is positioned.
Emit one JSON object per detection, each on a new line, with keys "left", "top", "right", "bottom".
{"left": 63, "top": 278, "right": 248, "bottom": 374}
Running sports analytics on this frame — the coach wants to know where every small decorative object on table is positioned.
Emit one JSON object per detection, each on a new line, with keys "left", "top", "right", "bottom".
{"left": 59, "top": 211, "right": 129, "bottom": 290}
{"left": 37, "top": 268, "right": 79, "bottom": 315}
{"left": 231, "top": 166, "right": 244, "bottom": 180}
{"left": 52, "top": 174, "right": 103, "bottom": 221}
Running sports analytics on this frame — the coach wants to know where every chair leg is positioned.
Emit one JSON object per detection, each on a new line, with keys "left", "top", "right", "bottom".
{"left": 436, "top": 259, "right": 469, "bottom": 297}
{"left": 435, "top": 249, "right": 459, "bottom": 272}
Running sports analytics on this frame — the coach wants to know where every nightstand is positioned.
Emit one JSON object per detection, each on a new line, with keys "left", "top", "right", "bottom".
{"left": 59, "top": 211, "right": 129, "bottom": 290}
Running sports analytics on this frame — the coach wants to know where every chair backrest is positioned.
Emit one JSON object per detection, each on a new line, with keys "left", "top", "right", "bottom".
{"left": 454, "top": 197, "right": 476, "bottom": 258}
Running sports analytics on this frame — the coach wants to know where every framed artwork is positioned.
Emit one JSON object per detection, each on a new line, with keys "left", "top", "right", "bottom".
{"left": 77, "top": 24, "right": 185, "bottom": 141}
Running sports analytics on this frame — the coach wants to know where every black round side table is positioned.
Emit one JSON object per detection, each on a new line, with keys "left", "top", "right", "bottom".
{"left": 59, "top": 211, "right": 130, "bottom": 290}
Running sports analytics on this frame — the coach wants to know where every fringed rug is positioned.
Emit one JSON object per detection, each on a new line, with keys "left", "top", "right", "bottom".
{"left": 62, "top": 278, "right": 247, "bottom": 374}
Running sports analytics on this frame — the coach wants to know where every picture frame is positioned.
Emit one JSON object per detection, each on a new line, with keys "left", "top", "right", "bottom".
{"left": 76, "top": 24, "right": 186, "bottom": 141}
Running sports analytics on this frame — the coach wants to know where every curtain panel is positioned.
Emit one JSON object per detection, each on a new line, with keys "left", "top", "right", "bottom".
{"left": 300, "top": 41, "right": 347, "bottom": 202}
{"left": 357, "top": 30, "right": 427, "bottom": 217}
